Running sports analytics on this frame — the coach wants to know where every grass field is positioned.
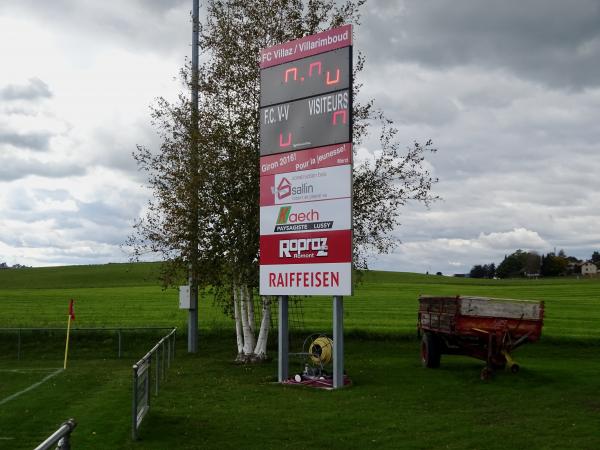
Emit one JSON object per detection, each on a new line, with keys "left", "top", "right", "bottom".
{"left": 1, "top": 263, "right": 599, "bottom": 449}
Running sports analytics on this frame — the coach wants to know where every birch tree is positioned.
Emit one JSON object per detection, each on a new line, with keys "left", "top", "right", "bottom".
{"left": 130, "top": 0, "right": 438, "bottom": 362}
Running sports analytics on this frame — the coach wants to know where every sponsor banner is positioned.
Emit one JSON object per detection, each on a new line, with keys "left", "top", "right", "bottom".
{"left": 261, "top": 47, "right": 351, "bottom": 107}
{"left": 260, "top": 229, "right": 351, "bottom": 265}
{"left": 260, "top": 262, "right": 352, "bottom": 295}
{"left": 260, "top": 90, "right": 350, "bottom": 156}
{"left": 260, "top": 143, "right": 352, "bottom": 176}
{"left": 260, "top": 198, "right": 351, "bottom": 235}
{"left": 260, "top": 164, "right": 351, "bottom": 206}
{"left": 260, "top": 24, "right": 352, "bottom": 69}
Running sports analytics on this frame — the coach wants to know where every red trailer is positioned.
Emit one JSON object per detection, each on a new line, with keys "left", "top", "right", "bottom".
{"left": 417, "top": 295, "right": 544, "bottom": 379}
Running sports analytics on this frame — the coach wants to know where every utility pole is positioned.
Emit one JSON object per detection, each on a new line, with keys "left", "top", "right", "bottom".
{"left": 188, "top": 0, "right": 200, "bottom": 353}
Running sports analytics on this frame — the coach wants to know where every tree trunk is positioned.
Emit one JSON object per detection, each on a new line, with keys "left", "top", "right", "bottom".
{"left": 239, "top": 284, "right": 255, "bottom": 356}
{"left": 233, "top": 286, "right": 244, "bottom": 357}
{"left": 253, "top": 297, "right": 271, "bottom": 359}
{"left": 246, "top": 284, "right": 255, "bottom": 335}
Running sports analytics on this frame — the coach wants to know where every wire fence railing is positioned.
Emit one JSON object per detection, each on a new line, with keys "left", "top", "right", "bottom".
{"left": 34, "top": 418, "right": 77, "bottom": 450}
{"left": 0, "top": 327, "right": 175, "bottom": 360}
{"left": 132, "top": 327, "right": 176, "bottom": 440}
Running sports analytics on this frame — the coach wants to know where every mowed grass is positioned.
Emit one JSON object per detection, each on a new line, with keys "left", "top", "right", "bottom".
{"left": 1, "top": 263, "right": 600, "bottom": 449}
{"left": 1, "top": 264, "right": 599, "bottom": 339}
{"left": 1, "top": 339, "right": 599, "bottom": 449}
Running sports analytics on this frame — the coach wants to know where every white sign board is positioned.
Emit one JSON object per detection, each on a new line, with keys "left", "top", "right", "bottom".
{"left": 260, "top": 262, "right": 352, "bottom": 296}
{"left": 259, "top": 198, "right": 351, "bottom": 235}
{"left": 260, "top": 164, "right": 351, "bottom": 206}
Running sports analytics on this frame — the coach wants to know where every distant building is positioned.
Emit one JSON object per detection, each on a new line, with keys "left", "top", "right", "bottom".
{"left": 581, "top": 262, "right": 598, "bottom": 276}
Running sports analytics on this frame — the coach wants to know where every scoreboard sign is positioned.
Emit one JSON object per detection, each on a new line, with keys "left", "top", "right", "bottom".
{"left": 260, "top": 90, "right": 350, "bottom": 156}
{"left": 260, "top": 47, "right": 351, "bottom": 107}
{"left": 259, "top": 25, "right": 353, "bottom": 296}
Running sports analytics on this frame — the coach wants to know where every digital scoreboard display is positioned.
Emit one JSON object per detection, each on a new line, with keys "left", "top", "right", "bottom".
{"left": 259, "top": 25, "right": 353, "bottom": 297}
{"left": 260, "top": 90, "right": 350, "bottom": 156}
{"left": 260, "top": 47, "right": 351, "bottom": 107}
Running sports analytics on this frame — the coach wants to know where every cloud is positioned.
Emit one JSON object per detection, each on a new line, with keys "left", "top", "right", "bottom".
{"left": 0, "top": 154, "right": 85, "bottom": 181}
{"left": 359, "top": 0, "right": 600, "bottom": 90}
{"left": 0, "top": 130, "right": 52, "bottom": 151}
{"left": 0, "top": 77, "right": 52, "bottom": 101}
{"left": 0, "top": 0, "right": 190, "bottom": 57}
{"left": 369, "top": 228, "right": 550, "bottom": 274}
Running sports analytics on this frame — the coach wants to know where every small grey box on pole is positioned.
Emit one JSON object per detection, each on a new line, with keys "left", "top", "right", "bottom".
{"left": 278, "top": 295, "right": 289, "bottom": 382}
{"left": 333, "top": 296, "right": 344, "bottom": 388}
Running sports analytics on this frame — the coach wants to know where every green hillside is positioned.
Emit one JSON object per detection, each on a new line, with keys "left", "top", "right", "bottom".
{"left": 1, "top": 263, "right": 599, "bottom": 339}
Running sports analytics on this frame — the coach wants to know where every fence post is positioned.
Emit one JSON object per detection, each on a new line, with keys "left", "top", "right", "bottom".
{"left": 118, "top": 330, "right": 122, "bottom": 358}
{"left": 161, "top": 340, "right": 166, "bottom": 381}
{"left": 154, "top": 351, "right": 159, "bottom": 395}
{"left": 167, "top": 335, "right": 171, "bottom": 368}
{"left": 132, "top": 364, "right": 138, "bottom": 440}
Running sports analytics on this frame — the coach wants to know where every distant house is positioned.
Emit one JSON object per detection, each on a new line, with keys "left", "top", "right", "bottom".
{"left": 581, "top": 262, "right": 598, "bottom": 276}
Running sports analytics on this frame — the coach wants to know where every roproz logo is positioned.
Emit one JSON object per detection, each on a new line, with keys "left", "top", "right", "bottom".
{"left": 272, "top": 177, "right": 313, "bottom": 200}
{"left": 279, "top": 238, "right": 328, "bottom": 259}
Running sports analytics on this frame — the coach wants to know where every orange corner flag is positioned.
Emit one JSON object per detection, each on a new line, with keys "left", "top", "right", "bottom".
{"left": 69, "top": 299, "right": 75, "bottom": 321}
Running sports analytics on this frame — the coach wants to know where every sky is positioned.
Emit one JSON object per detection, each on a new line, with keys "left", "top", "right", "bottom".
{"left": 0, "top": 0, "right": 599, "bottom": 274}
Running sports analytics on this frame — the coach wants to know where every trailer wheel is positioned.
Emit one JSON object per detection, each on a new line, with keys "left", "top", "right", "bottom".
{"left": 421, "top": 333, "right": 441, "bottom": 368}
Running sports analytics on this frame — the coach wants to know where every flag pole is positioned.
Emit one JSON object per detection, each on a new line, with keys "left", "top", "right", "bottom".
{"left": 63, "top": 314, "right": 72, "bottom": 369}
{"left": 64, "top": 299, "right": 75, "bottom": 369}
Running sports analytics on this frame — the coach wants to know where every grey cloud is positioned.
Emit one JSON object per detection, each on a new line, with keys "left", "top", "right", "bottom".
{"left": 0, "top": 131, "right": 52, "bottom": 151}
{"left": 359, "top": 0, "right": 600, "bottom": 89}
{"left": 1, "top": 0, "right": 190, "bottom": 56}
{"left": 0, "top": 155, "right": 85, "bottom": 181}
{"left": 0, "top": 78, "right": 52, "bottom": 101}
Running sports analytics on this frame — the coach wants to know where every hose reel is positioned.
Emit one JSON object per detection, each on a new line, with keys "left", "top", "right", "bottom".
{"left": 309, "top": 336, "right": 333, "bottom": 365}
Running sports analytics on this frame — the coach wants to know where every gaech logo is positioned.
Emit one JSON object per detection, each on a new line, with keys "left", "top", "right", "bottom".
{"left": 273, "top": 206, "right": 333, "bottom": 233}
{"left": 276, "top": 206, "right": 320, "bottom": 224}
{"left": 276, "top": 206, "right": 292, "bottom": 224}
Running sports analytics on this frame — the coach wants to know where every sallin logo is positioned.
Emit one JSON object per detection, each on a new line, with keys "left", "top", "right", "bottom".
{"left": 271, "top": 177, "right": 314, "bottom": 200}
{"left": 276, "top": 178, "right": 291, "bottom": 199}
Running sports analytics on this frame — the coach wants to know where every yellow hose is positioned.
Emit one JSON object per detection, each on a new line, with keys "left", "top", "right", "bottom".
{"left": 309, "top": 336, "right": 333, "bottom": 365}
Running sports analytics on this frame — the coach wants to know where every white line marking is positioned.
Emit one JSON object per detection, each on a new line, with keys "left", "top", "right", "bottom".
{"left": 0, "top": 368, "right": 62, "bottom": 373}
{"left": 0, "top": 368, "right": 63, "bottom": 406}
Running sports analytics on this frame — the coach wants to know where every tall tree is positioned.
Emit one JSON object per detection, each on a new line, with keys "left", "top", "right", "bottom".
{"left": 130, "top": 0, "right": 438, "bottom": 361}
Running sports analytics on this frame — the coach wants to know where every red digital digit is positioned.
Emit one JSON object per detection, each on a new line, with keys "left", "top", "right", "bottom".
{"left": 284, "top": 67, "right": 298, "bottom": 83}
{"left": 332, "top": 110, "right": 347, "bottom": 125}
{"left": 326, "top": 69, "right": 340, "bottom": 85}
{"left": 308, "top": 61, "right": 322, "bottom": 77}
{"left": 279, "top": 132, "right": 292, "bottom": 147}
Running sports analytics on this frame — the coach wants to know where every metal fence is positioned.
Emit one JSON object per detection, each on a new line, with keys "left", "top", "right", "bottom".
{"left": 132, "top": 328, "right": 176, "bottom": 440}
{"left": 0, "top": 327, "right": 175, "bottom": 360}
{"left": 34, "top": 418, "right": 77, "bottom": 450}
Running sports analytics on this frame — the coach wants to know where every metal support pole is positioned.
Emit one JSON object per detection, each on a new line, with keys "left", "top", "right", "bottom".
{"left": 333, "top": 296, "right": 344, "bottom": 389}
{"left": 278, "top": 295, "right": 289, "bottom": 382}
{"left": 187, "top": 0, "right": 200, "bottom": 355}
